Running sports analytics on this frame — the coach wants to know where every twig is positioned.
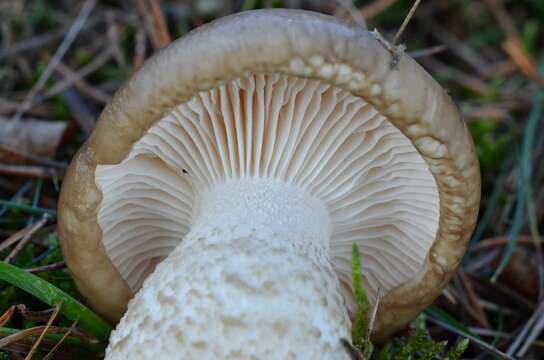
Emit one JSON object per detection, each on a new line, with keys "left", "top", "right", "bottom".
{"left": 24, "top": 302, "right": 62, "bottom": 360}
{"left": 137, "top": 0, "right": 162, "bottom": 50}
{"left": 480, "top": 60, "right": 518, "bottom": 79}
{"left": 458, "top": 270, "right": 489, "bottom": 328}
{"left": 0, "top": 227, "right": 31, "bottom": 253}
{"left": 420, "top": 57, "right": 491, "bottom": 95}
{"left": 55, "top": 63, "right": 111, "bottom": 104}
{"left": 40, "top": 46, "right": 114, "bottom": 104}
{"left": 0, "top": 326, "right": 75, "bottom": 348}
{"left": 11, "top": 0, "right": 97, "bottom": 121}
{"left": 482, "top": 0, "right": 519, "bottom": 38}
{"left": 441, "top": 285, "right": 458, "bottom": 305}
{"left": 0, "top": 16, "right": 103, "bottom": 61}
{"left": 341, "top": 338, "right": 363, "bottom": 360}
{"left": 392, "top": 0, "right": 421, "bottom": 45}
{"left": 42, "top": 320, "right": 78, "bottom": 360}
{"left": 468, "top": 327, "right": 513, "bottom": 340}
{"left": 0, "top": 164, "right": 59, "bottom": 179}
{"left": 106, "top": 11, "right": 126, "bottom": 67}
{"left": 427, "top": 316, "right": 517, "bottom": 360}
{"left": 60, "top": 87, "right": 96, "bottom": 136}
{"left": 507, "top": 299, "right": 544, "bottom": 356}
{"left": 133, "top": 28, "right": 147, "bottom": 70}
{"left": 430, "top": 25, "right": 489, "bottom": 74}
{"left": 463, "top": 105, "right": 512, "bottom": 124}
{"left": 479, "top": 299, "right": 515, "bottom": 315}
{"left": 17, "top": 305, "right": 56, "bottom": 323}
{"left": 0, "top": 29, "right": 65, "bottom": 61}
{"left": 526, "top": 188, "right": 544, "bottom": 301}
{"left": 360, "top": 0, "right": 398, "bottom": 19}
{"left": 4, "top": 214, "right": 49, "bottom": 263}
{"left": 0, "top": 306, "right": 16, "bottom": 327}
{"left": 0, "top": 181, "right": 33, "bottom": 218}
{"left": 502, "top": 38, "right": 544, "bottom": 85}
{"left": 25, "top": 262, "right": 66, "bottom": 274}
{"left": 0, "top": 146, "right": 67, "bottom": 170}
{"left": 0, "top": 326, "right": 102, "bottom": 353}
{"left": 408, "top": 45, "right": 446, "bottom": 58}
{"left": 148, "top": 0, "right": 171, "bottom": 47}
{"left": 335, "top": 0, "right": 367, "bottom": 29}
{"left": 367, "top": 288, "right": 380, "bottom": 337}
{"left": 517, "top": 305, "right": 544, "bottom": 356}
{"left": 471, "top": 235, "right": 536, "bottom": 251}
{"left": 482, "top": 0, "right": 543, "bottom": 85}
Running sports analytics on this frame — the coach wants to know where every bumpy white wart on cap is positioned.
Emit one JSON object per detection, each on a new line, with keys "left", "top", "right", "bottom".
{"left": 58, "top": 9, "right": 480, "bottom": 358}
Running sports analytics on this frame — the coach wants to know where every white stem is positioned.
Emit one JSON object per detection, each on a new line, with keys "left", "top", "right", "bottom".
{"left": 106, "top": 178, "right": 352, "bottom": 359}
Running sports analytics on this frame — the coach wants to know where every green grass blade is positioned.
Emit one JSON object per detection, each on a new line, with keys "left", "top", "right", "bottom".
{"left": 427, "top": 306, "right": 512, "bottom": 360}
{"left": 0, "top": 200, "right": 56, "bottom": 217}
{"left": 470, "top": 155, "right": 513, "bottom": 244}
{"left": 491, "top": 91, "right": 543, "bottom": 282}
{"left": 0, "top": 262, "right": 112, "bottom": 342}
{"left": 0, "top": 327, "right": 104, "bottom": 352}
{"left": 426, "top": 306, "right": 480, "bottom": 340}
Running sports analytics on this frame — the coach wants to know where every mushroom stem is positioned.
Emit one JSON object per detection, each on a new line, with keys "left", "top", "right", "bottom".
{"left": 106, "top": 178, "right": 352, "bottom": 359}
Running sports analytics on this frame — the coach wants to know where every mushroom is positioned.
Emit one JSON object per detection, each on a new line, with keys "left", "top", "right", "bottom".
{"left": 58, "top": 9, "right": 480, "bottom": 359}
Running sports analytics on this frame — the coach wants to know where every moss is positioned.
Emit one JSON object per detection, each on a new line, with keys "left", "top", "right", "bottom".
{"left": 350, "top": 245, "right": 469, "bottom": 359}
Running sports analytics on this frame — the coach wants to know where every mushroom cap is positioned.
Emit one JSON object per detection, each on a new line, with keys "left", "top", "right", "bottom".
{"left": 58, "top": 9, "right": 480, "bottom": 340}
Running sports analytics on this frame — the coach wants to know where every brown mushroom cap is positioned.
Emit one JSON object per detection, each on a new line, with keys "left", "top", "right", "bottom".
{"left": 58, "top": 9, "right": 480, "bottom": 340}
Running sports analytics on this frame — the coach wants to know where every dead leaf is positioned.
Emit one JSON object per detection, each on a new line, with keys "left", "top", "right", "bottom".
{"left": 0, "top": 118, "right": 67, "bottom": 162}
{"left": 0, "top": 305, "right": 15, "bottom": 327}
{"left": 492, "top": 248, "right": 539, "bottom": 299}
{"left": 502, "top": 37, "right": 544, "bottom": 85}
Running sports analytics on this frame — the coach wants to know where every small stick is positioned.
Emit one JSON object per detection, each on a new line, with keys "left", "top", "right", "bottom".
{"left": 369, "top": 0, "right": 423, "bottom": 68}
{"left": 431, "top": 24, "right": 489, "bottom": 74}
{"left": 360, "top": 0, "right": 398, "bottom": 19}
{"left": 42, "top": 320, "right": 78, "bottom": 360}
{"left": 427, "top": 316, "right": 516, "bottom": 360}
{"left": 0, "top": 29, "right": 65, "bottom": 61}
{"left": 42, "top": 46, "right": 113, "bottom": 102}
{"left": 133, "top": 29, "right": 147, "bottom": 70}
{"left": 517, "top": 306, "right": 544, "bottom": 356}
{"left": 441, "top": 285, "right": 458, "bottom": 305}
{"left": 60, "top": 87, "right": 96, "bottom": 136}
{"left": 0, "top": 325, "right": 76, "bottom": 348}
{"left": 367, "top": 288, "right": 380, "bottom": 337}
{"left": 507, "top": 299, "right": 544, "bottom": 356}
{"left": 106, "top": 11, "right": 126, "bottom": 67}
{"left": 341, "top": 338, "right": 363, "bottom": 360}
{"left": 0, "top": 227, "right": 31, "bottom": 253}
{"left": 5, "top": 215, "right": 49, "bottom": 263}
{"left": 55, "top": 63, "right": 111, "bottom": 104}
{"left": 17, "top": 305, "right": 56, "bottom": 323}
{"left": 149, "top": 0, "right": 171, "bottom": 47}
{"left": 0, "top": 306, "right": 16, "bottom": 327}
{"left": 482, "top": 0, "right": 519, "bottom": 38}
{"left": 458, "top": 270, "right": 489, "bottom": 328}
{"left": 137, "top": 0, "right": 161, "bottom": 50}
{"left": 392, "top": 0, "right": 422, "bottom": 46}
{"left": 335, "top": 0, "right": 367, "bottom": 29}
{"left": 25, "top": 262, "right": 66, "bottom": 274}
{"left": 0, "top": 146, "right": 66, "bottom": 169}
{"left": 471, "top": 235, "right": 536, "bottom": 251}
{"left": 12, "top": 0, "right": 97, "bottom": 121}
{"left": 408, "top": 44, "right": 446, "bottom": 59}
{"left": 24, "top": 302, "right": 62, "bottom": 360}
{"left": 0, "top": 164, "right": 58, "bottom": 179}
